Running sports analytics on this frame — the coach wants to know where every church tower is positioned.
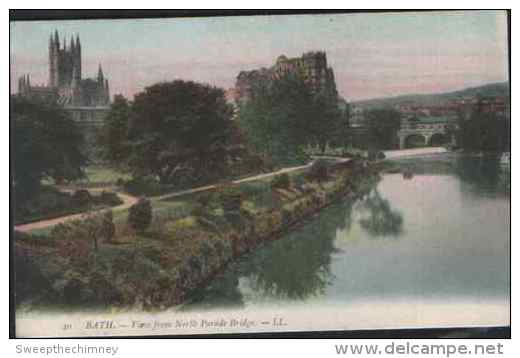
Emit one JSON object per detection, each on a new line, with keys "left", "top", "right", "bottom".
{"left": 74, "top": 34, "right": 82, "bottom": 83}
{"left": 21, "top": 31, "right": 111, "bottom": 107}
{"left": 48, "top": 31, "right": 59, "bottom": 87}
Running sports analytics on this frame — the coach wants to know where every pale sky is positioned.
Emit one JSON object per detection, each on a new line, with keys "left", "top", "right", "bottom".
{"left": 10, "top": 11, "right": 509, "bottom": 101}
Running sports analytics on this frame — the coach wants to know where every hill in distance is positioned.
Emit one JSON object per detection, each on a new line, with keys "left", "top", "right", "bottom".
{"left": 352, "top": 82, "right": 509, "bottom": 109}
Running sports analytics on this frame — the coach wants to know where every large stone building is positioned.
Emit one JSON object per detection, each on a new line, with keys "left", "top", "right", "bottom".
{"left": 234, "top": 51, "right": 338, "bottom": 105}
{"left": 17, "top": 31, "right": 110, "bottom": 126}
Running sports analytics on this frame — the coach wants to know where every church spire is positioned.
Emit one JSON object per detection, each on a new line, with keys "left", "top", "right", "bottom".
{"left": 54, "top": 30, "right": 59, "bottom": 48}
{"left": 97, "top": 64, "right": 104, "bottom": 82}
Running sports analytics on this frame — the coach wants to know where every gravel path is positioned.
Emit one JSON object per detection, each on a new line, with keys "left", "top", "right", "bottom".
{"left": 14, "top": 189, "right": 138, "bottom": 233}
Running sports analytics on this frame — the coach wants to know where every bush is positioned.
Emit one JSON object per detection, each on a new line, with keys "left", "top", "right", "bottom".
{"left": 191, "top": 191, "right": 216, "bottom": 217}
{"left": 100, "top": 210, "right": 116, "bottom": 243}
{"left": 123, "top": 176, "right": 163, "bottom": 196}
{"left": 98, "top": 191, "right": 123, "bottom": 206}
{"left": 72, "top": 189, "right": 92, "bottom": 207}
{"left": 50, "top": 211, "right": 114, "bottom": 252}
{"left": 215, "top": 185, "right": 242, "bottom": 213}
{"left": 128, "top": 198, "right": 153, "bottom": 233}
{"left": 14, "top": 245, "right": 50, "bottom": 304}
{"left": 368, "top": 150, "right": 385, "bottom": 161}
{"left": 308, "top": 159, "right": 329, "bottom": 181}
{"left": 271, "top": 173, "right": 291, "bottom": 190}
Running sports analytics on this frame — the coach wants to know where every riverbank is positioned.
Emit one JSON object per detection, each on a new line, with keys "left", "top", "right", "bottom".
{"left": 14, "top": 159, "right": 381, "bottom": 311}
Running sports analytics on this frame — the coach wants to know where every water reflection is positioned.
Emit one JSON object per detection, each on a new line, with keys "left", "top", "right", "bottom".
{"left": 358, "top": 190, "right": 403, "bottom": 238}
{"left": 454, "top": 155, "right": 509, "bottom": 197}
{"left": 184, "top": 154, "right": 509, "bottom": 312}
{"left": 246, "top": 203, "right": 352, "bottom": 300}
{"left": 183, "top": 274, "right": 246, "bottom": 311}
{"left": 394, "top": 154, "right": 509, "bottom": 198}
{"left": 187, "top": 180, "right": 386, "bottom": 306}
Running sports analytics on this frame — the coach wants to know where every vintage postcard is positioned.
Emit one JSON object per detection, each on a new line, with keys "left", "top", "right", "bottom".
{"left": 11, "top": 10, "right": 510, "bottom": 338}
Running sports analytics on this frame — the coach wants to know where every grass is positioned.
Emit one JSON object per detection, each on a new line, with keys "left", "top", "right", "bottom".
{"left": 41, "top": 166, "right": 131, "bottom": 186}
{"left": 80, "top": 166, "right": 132, "bottom": 184}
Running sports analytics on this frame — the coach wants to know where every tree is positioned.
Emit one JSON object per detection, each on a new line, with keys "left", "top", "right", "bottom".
{"left": 100, "top": 210, "right": 116, "bottom": 243}
{"left": 99, "top": 95, "right": 130, "bottom": 164}
{"left": 127, "top": 81, "right": 234, "bottom": 183}
{"left": 457, "top": 99, "right": 508, "bottom": 152}
{"left": 364, "top": 108, "right": 401, "bottom": 151}
{"left": 238, "top": 73, "right": 342, "bottom": 164}
{"left": 13, "top": 96, "right": 87, "bottom": 202}
{"left": 308, "top": 92, "right": 346, "bottom": 153}
{"left": 128, "top": 198, "right": 152, "bottom": 233}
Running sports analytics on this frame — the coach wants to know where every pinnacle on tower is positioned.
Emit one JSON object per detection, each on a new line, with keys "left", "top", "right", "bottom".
{"left": 54, "top": 30, "right": 59, "bottom": 47}
{"left": 97, "top": 64, "right": 104, "bottom": 82}
{"left": 71, "top": 65, "right": 79, "bottom": 88}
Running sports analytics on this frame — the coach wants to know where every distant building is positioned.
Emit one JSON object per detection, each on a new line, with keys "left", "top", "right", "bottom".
{"left": 234, "top": 51, "right": 338, "bottom": 105}
{"left": 17, "top": 31, "right": 110, "bottom": 127}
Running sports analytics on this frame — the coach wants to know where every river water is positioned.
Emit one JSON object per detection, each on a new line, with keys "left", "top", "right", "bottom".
{"left": 184, "top": 154, "right": 510, "bottom": 330}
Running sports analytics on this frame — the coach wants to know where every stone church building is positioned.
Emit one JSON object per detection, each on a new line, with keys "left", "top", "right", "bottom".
{"left": 17, "top": 31, "right": 110, "bottom": 126}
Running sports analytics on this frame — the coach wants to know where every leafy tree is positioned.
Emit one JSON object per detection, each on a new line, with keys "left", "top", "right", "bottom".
{"left": 364, "top": 108, "right": 401, "bottom": 151}
{"left": 13, "top": 96, "right": 87, "bottom": 202}
{"left": 100, "top": 210, "right": 116, "bottom": 243}
{"left": 308, "top": 158, "right": 329, "bottom": 182}
{"left": 127, "top": 81, "right": 233, "bottom": 183}
{"left": 457, "top": 100, "right": 508, "bottom": 152}
{"left": 99, "top": 95, "right": 130, "bottom": 164}
{"left": 238, "top": 74, "right": 343, "bottom": 165}
{"left": 308, "top": 92, "right": 346, "bottom": 153}
{"left": 128, "top": 198, "right": 152, "bottom": 233}
{"left": 271, "top": 173, "right": 291, "bottom": 190}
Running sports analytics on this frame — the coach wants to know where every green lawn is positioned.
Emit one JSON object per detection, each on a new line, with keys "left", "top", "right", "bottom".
{"left": 41, "top": 166, "right": 132, "bottom": 186}
{"left": 81, "top": 166, "right": 132, "bottom": 184}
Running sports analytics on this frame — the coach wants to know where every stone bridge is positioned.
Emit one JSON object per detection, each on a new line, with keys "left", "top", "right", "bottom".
{"left": 397, "top": 120, "right": 456, "bottom": 149}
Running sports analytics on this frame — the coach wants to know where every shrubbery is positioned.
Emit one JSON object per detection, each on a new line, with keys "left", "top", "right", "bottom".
{"left": 99, "top": 191, "right": 123, "bottom": 206}
{"left": 368, "top": 150, "right": 385, "bottom": 161}
{"left": 100, "top": 210, "right": 116, "bottom": 243}
{"left": 16, "top": 160, "right": 382, "bottom": 310}
{"left": 215, "top": 185, "right": 242, "bottom": 213}
{"left": 128, "top": 198, "right": 153, "bottom": 233}
{"left": 50, "top": 210, "right": 117, "bottom": 251}
{"left": 308, "top": 159, "right": 329, "bottom": 181}
{"left": 15, "top": 187, "right": 123, "bottom": 225}
{"left": 122, "top": 176, "right": 164, "bottom": 196}
{"left": 72, "top": 189, "right": 92, "bottom": 207}
{"left": 271, "top": 173, "right": 291, "bottom": 190}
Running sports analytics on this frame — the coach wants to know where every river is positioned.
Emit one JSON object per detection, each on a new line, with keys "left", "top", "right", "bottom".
{"left": 182, "top": 154, "right": 510, "bottom": 330}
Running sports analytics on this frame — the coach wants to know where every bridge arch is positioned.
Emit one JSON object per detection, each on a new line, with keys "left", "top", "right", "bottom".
{"left": 429, "top": 132, "right": 447, "bottom": 146}
{"left": 403, "top": 134, "right": 426, "bottom": 148}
